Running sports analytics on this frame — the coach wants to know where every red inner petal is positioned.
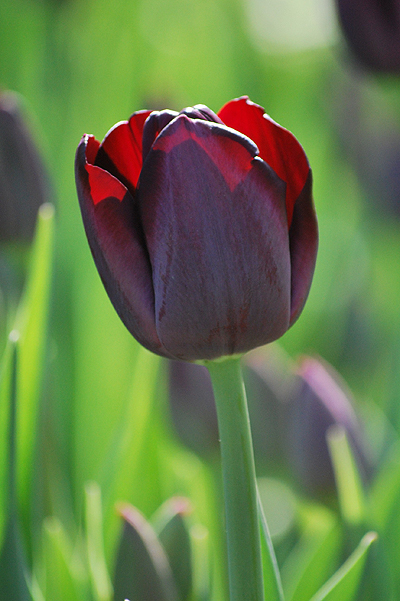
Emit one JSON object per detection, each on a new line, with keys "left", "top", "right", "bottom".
{"left": 99, "top": 110, "right": 152, "bottom": 190}
{"left": 218, "top": 97, "right": 309, "bottom": 226}
{"left": 86, "top": 135, "right": 100, "bottom": 165}
{"left": 86, "top": 163, "right": 127, "bottom": 206}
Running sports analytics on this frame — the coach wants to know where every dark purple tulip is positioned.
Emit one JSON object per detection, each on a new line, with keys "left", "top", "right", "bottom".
{"left": 75, "top": 97, "right": 317, "bottom": 361}
{"left": 337, "top": 0, "right": 400, "bottom": 73}
{"left": 0, "top": 92, "right": 51, "bottom": 242}
{"left": 286, "top": 356, "right": 371, "bottom": 496}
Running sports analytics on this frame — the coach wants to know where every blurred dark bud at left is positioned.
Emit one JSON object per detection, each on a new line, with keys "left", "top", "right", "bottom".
{"left": 336, "top": 0, "right": 400, "bottom": 73}
{"left": 0, "top": 91, "right": 52, "bottom": 243}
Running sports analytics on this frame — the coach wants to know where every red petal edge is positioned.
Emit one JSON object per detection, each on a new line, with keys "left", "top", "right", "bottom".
{"left": 98, "top": 110, "right": 152, "bottom": 190}
{"left": 218, "top": 97, "right": 309, "bottom": 227}
{"left": 83, "top": 135, "right": 128, "bottom": 205}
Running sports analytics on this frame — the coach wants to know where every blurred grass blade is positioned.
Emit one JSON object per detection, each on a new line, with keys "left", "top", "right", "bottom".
{"left": 99, "top": 347, "right": 160, "bottom": 549}
{"left": 0, "top": 331, "right": 33, "bottom": 601}
{"left": 309, "top": 532, "right": 377, "bottom": 601}
{"left": 43, "top": 516, "right": 87, "bottom": 601}
{"left": 190, "top": 524, "right": 210, "bottom": 601}
{"left": 152, "top": 497, "right": 193, "bottom": 601}
{"left": 85, "top": 482, "right": 113, "bottom": 601}
{"left": 326, "top": 425, "right": 365, "bottom": 525}
{"left": 14, "top": 203, "right": 54, "bottom": 515}
{"left": 113, "top": 503, "right": 178, "bottom": 601}
{"left": 281, "top": 504, "right": 341, "bottom": 601}
{"left": 0, "top": 334, "right": 16, "bottom": 548}
{"left": 0, "top": 518, "right": 34, "bottom": 601}
{"left": 369, "top": 441, "right": 400, "bottom": 529}
{"left": 257, "top": 488, "right": 285, "bottom": 601}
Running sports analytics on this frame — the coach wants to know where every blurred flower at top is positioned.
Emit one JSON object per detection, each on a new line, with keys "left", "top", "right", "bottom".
{"left": 286, "top": 356, "right": 371, "bottom": 497}
{"left": 0, "top": 91, "right": 52, "bottom": 243}
{"left": 334, "top": 68, "right": 400, "bottom": 220}
{"left": 336, "top": 0, "right": 400, "bottom": 72}
{"left": 76, "top": 96, "right": 318, "bottom": 362}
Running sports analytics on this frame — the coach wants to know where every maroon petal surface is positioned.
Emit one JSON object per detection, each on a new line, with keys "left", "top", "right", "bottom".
{"left": 75, "top": 135, "right": 171, "bottom": 358}
{"left": 141, "top": 109, "right": 178, "bottom": 163}
{"left": 94, "top": 110, "right": 152, "bottom": 195}
{"left": 218, "top": 96, "right": 309, "bottom": 226}
{"left": 138, "top": 116, "right": 291, "bottom": 361}
{"left": 288, "top": 171, "right": 318, "bottom": 326}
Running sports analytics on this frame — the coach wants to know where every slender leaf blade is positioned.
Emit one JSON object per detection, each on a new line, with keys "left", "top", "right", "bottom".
{"left": 309, "top": 532, "right": 377, "bottom": 601}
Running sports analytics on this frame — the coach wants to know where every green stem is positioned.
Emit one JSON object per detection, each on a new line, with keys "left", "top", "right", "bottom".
{"left": 206, "top": 357, "right": 264, "bottom": 601}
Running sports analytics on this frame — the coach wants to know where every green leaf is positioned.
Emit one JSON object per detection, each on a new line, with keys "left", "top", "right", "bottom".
{"left": 309, "top": 532, "right": 377, "bottom": 601}
{"left": 0, "top": 334, "right": 16, "bottom": 548}
{"left": 189, "top": 524, "right": 210, "bottom": 601}
{"left": 99, "top": 347, "right": 161, "bottom": 555}
{"left": 14, "top": 204, "right": 54, "bottom": 516}
{"left": 0, "top": 333, "right": 33, "bottom": 601}
{"left": 152, "top": 497, "right": 193, "bottom": 601}
{"left": 257, "top": 488, "right": 285, "bottom": 601}
{"left": 282, "top": 504, "right": 341, "bottom": 601}
{"left": 85, "top": 482, "right": 113, "bottom": 601}
{"left": 42, "top": 516, "right": 87, "bottom": 601}
{"left": 113, "top": 504, "right": 178, "bottom": 601}
{"left": 326, "top": 425, "right": 366, "bottom": 526}
{"left": 369, "top": 441, "right": 400, "bottom": 530}
{"left": 0, "top": 517, "right": 34, "bottom": 601}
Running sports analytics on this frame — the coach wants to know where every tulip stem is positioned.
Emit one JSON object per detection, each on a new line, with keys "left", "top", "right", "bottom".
{"left": 206, "top": 357, "right": 264, "bottom": 601}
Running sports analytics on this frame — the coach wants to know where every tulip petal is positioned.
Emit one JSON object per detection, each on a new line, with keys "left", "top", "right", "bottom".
{"left": 138, "top": 116, "right": 291, "bottom": 361}
{"left": 75, "top": 135, "right": 172, "bottom": 358}
{"left": 288, "top": 171, "right": 318, "bottom": 326}
{"left": 142, "top": 110, "right": 178, "bottom": 163}
{"left": 218, "top": 96, "right": 309, "bottom": 226}
{"left": 94, "top": 110, "right": 152, "bottom": 195}
{"left": 148, "top": 113, "right": 259, "bottom": 191}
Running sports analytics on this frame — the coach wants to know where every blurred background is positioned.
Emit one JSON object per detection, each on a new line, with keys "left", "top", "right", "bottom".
{"left": 1, "top": 0, "right": 400, "bottom": 599}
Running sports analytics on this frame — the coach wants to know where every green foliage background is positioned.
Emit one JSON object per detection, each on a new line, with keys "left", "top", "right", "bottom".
{"left": 1, "top": 0, "right": 400, "bottom": 599}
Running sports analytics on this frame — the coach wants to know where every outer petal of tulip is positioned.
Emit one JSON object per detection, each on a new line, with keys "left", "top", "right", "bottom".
{"left": 138, "top": 114, "right": 291, "bottom": 361}
{"left": 75, "top": 134, "right": 173, "bottom": 358}
{"left": 218, "top": 96, "right": 317, "bottom": 326}
{"left": 288, "top": 171, "right": 318, "bottom": 325}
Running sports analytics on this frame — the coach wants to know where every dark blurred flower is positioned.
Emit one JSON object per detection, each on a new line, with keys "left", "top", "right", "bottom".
{"left": 114, "top": 498, "right": 192, "bottom": 601}
{"left": 0, "top": 92, "right": 51, "bottom": 242}
{"left": 337, "top": 0, "right": 400, "bottom": 72}
{"left": 75, "top": 96, "right": 317, "bottom": 362}
{"left": 286, "top": 356, "right": 371, "bottom": 496}
{"left": 335, "top": 69, "right": 400, "bottom": 220}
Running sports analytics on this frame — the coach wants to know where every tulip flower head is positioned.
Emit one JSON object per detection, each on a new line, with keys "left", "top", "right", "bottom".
{"left": 75, "top": 97, "right": 317, "bottom": 361}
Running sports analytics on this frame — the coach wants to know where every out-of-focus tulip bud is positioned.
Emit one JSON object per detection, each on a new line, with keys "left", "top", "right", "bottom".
{"left": 114, "top": 499, "right": 192, "bottom": 601}
{"left": 75, "top": 96, "right": 317, "bottom": 361}
{"left": 0, "top": 92, "right": 51, "bottom": 242}
{"left": 336, "top": 0, "right": 400, "bottom": 73}
{"left": 286, "top": 356, "right": 371, "bottom": 497}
